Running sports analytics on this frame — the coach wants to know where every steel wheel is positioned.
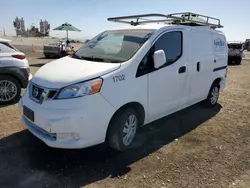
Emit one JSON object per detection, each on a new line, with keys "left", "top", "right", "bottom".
{"left": 107, "top": 108, "right": 140, "bottom": 151}
{"left": 203, "top": 82, "right": 220, "bottom": 108}
{"left": 210, "top": 86, "right": 219, "bottom": 105}
{"left": 122, "top": 114, "right": 137, "bottom": 146}
{"left": 0, "top": 80, "right": 18, "bottom": 102}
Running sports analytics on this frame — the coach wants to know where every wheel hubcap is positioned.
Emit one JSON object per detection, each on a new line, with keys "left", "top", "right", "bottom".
{"left": 211, "top": 86, "right": 219, "bottom": 105}
{"left": 0, "top": 80, "right": 17, "bottom": 102}
{"left": 122, "top": 114, "right": 137, "bottom": 146}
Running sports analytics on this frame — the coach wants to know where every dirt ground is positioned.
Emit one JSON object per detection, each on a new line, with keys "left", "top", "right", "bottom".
{"left": 0, "top": 50, "right": 250, "bottom": 188}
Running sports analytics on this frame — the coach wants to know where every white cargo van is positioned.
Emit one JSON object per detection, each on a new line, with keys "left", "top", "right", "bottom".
{"left": 19, "top": 13, "right": 228, "bottom": 151}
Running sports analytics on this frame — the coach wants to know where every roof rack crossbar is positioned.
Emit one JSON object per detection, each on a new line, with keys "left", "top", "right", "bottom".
{"left": 107, "top": 12, "right": 223, "bottom": 28}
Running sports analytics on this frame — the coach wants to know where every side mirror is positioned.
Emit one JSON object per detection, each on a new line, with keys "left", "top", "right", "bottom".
{"left": 153, "top": 50, "right": 166, "bottom": 69}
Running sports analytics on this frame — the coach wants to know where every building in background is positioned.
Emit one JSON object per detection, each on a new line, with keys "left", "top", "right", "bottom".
{"left": 13, "top": 17, "right": 26, "bottom": 36}
{"left": 13, "top": 17, "right": 50, "bottom": 37}
{"left": 40, "top": 19, "right": 50, "bottom": 36}
{"left": 0, "top": 28, "right": 6, "bottom": 36}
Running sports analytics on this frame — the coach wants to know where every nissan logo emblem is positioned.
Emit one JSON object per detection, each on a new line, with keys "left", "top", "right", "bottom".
{"left": 33, "top": 88, "right": 39, "bottom": 97}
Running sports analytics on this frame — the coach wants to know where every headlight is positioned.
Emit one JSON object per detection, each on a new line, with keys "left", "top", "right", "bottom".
{"left": 56, "top": 78, "right": 103, "bottom": 99}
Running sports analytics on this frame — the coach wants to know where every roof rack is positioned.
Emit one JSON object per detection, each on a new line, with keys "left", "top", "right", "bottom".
{"left": 107, "top": 12, "right": 223, "bottom": 29}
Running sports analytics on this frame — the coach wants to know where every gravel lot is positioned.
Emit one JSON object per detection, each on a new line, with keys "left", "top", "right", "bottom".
{"left": 0, "top": 50, "right": 250, "bottom": 188}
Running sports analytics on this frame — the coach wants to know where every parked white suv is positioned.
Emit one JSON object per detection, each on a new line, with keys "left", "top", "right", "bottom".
{"left": 19, "top": 13, "right": 228, "bottom": 151}
{"left": 0, "top": 38, "right": 32, "bottom": 104}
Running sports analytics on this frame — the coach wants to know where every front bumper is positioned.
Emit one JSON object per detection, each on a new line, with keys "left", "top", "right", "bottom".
{"left": 18, "top": 90, "right": 115, "bottom": 149}
{"left": 21, "top": 115, "right": 95, "bottom": 149}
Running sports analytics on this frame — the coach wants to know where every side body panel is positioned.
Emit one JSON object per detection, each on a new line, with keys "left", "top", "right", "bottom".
{"left": 211, "top": 31, "right": 228, "bottom": 90}
{"left": 186, "top": 29, "right": 214, "bottom": 105}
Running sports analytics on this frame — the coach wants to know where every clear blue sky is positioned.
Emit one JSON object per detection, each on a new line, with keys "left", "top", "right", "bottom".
{"left": 0, "top": 0, "right": 249, "bottom": 41}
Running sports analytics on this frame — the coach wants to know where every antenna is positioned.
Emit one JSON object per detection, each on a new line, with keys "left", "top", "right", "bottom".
{"left": 108, "top": 12, "right": 223, "bottom": 29}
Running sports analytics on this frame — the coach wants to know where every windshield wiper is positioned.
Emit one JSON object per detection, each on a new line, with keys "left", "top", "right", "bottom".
{"left": 81, "top": 56, "right": 105, "bottom": 62}
{"left": 76, "top": 55, "right": 120, "bottom": 63}
{"left": 71, "top": 53, "right": 82, "bottom": 59}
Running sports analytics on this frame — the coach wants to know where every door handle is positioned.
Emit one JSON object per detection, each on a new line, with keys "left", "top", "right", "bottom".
{"left": 214, "top": 59, "right": 217, "bottom": 63}
{"left": 178, "top": 66, "right": 186, "bottom": 74}
{"left": 197, "top": 62, "right": 200, "bottom": 72}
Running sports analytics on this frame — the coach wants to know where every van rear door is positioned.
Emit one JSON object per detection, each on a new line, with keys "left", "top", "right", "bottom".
{"left": 211, "top": 32, "right": 227, "bottom": 68}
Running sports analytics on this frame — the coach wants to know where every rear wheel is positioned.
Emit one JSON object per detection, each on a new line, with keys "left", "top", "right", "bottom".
{"left": 228, "top": 58, "right": 233, "bottom": 65}
{"left": 234, "top": 58, "right": 242, "bottom": 65}
{"left": 0, "top": 75, "right": 21, "bottom": 105}
{"left": 107, "top": 108, "right": 139, "bottom": 151}
{"left": 203, "top": 83, "right": 220, "bottom": 107}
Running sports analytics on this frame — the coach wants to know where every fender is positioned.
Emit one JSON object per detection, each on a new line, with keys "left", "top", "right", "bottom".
{"left": 0, "top": 67, "right": 29, "bottom": 88}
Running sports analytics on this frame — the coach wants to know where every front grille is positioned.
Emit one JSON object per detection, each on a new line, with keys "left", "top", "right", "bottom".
{"left": 29, "top": 83, "right": 58, "bottom": 103}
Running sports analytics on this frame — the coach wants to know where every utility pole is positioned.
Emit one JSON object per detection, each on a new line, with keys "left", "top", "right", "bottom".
{"left": 3, "top": 28, "right": 6, "bottom": 36}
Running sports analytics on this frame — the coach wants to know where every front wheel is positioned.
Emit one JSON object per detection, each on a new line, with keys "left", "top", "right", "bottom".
{"left": 0, "top": 75, "right": 21, "bottom": 105}
{"left": 107, "top": 108, "right": 139, "bottom": 151}
{"left": 203, "top": 83, "right": 220, "bottom": 107}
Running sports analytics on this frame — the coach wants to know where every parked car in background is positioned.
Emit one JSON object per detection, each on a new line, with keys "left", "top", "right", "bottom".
{"left": 43, "top": 42, "right": 61, "bottom": 58}
{"left": 0, "top": 38, "right": 32, "bottom": 104}
{"left": 43, "top": 41, "right": 74, "bottom": 58}
{"left": 228, "top": 41, "right": 244, "bottom": 65}
{"left": 244, "top": 39, "right": 250, "bottom": 51}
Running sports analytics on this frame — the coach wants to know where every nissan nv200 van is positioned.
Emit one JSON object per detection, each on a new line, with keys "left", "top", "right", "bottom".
{"left": 18, "top": 13, "right": 228, "bottom": 151}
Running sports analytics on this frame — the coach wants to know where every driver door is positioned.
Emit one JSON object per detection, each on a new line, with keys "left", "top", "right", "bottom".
{"left": 148, "top": 31, "right": 188, "bottom": 122}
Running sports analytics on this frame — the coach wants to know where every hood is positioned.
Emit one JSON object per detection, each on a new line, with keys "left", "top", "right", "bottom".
{"left": 32, "top": 56, "right": 121, "bottom": 88}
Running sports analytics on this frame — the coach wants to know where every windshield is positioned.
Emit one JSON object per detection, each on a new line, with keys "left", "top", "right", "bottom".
{"left": 48, "top": 42, "right": 59, "bottom": 46}
{"left": 71, "top": 29, "right": 155, "bottom": 63}
{"left": 0, "top": 42, "right": 20, "bottom": 52}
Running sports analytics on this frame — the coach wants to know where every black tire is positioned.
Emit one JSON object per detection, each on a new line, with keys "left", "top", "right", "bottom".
{"left": 234, "top": 59, "right": 242, "bottom": 65}
{"left": 203, "top": 83, "right": 220, "bottom": 107}
{"left": 228, "top": 58, "right": 233, "bottom": 65}
{"left": 107, "top": 108, "right": 139, "bottom": 151}
{"left": 45, "top": 54, "right": 50, "bottom": 58}
{"left": 0, "top": 75, "right": 21, "bottom": 105}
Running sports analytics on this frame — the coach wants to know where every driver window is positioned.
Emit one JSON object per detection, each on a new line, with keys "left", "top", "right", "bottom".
{"left": 136, "top": 31, "right": 182, "bottom": 77}
{"left": 154, "top": 31, "right": 182, "bottom": 66}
